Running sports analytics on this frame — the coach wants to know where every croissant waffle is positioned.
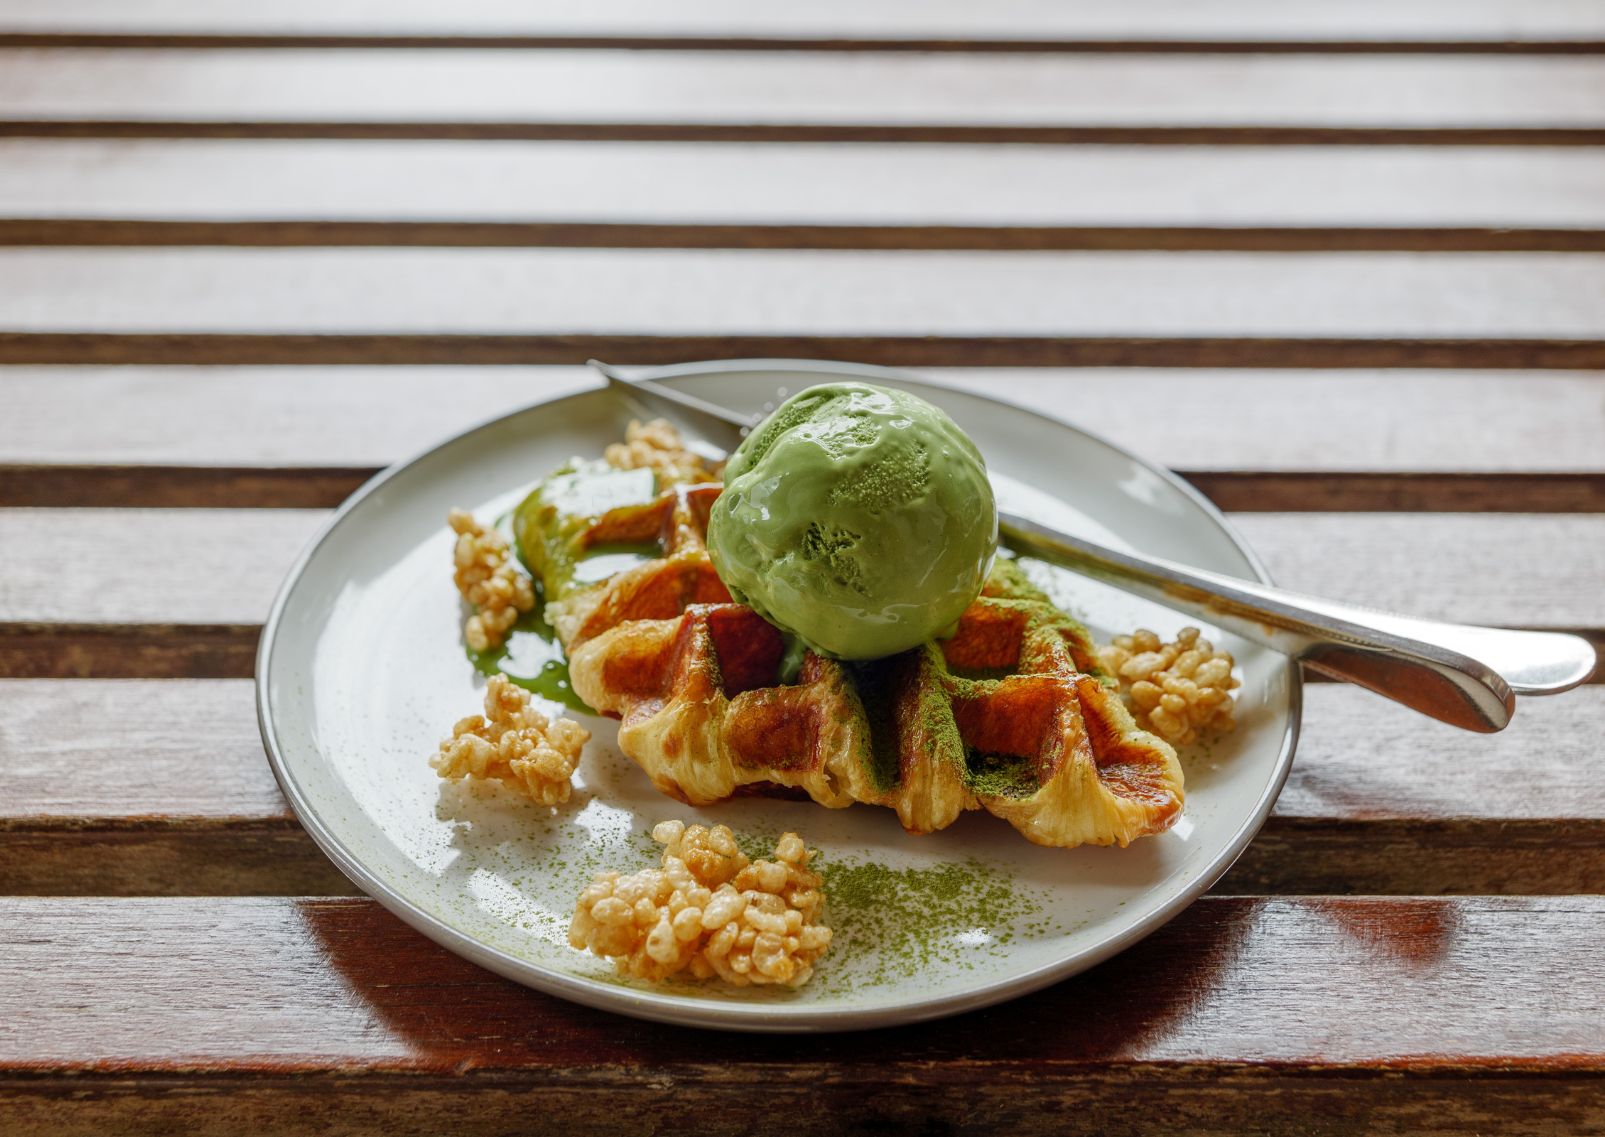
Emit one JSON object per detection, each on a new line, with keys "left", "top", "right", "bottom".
{"left": 532, "top": 481, "right": 1184, "bottom": 849}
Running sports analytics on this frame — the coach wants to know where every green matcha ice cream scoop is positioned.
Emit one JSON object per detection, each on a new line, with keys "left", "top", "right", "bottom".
{"left": 707, "top": 381, "right": 998, "bottom": 660}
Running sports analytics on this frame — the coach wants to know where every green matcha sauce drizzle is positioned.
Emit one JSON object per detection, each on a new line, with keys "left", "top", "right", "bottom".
{"left": 463, "top": 603, "right": 590, "bottom": 713}
{"left": 460, "top": 508, "right": 592, "bottom": 713}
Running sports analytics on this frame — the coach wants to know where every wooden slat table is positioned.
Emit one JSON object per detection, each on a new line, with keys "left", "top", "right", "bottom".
{"left": 1, "top": 4, "right": 1602, "bottom": 1133}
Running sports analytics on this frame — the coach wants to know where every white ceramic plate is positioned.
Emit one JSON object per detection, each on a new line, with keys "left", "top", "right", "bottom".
{"left": 258, "top": 359, "right": 1300, "bottom": 1032}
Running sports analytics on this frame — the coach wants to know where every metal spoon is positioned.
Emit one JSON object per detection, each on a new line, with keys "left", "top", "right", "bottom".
{"left": 592, "top": 360, "right": 1596, "bottom": 733}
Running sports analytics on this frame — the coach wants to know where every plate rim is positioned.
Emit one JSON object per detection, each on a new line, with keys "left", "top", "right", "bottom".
{"left": 256, "top": 358, "right": 1302, "bottom": 1033}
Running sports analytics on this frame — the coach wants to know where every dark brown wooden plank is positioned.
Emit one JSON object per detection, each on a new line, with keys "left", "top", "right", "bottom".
{"left": 5, "top": 1070, "right": 1599, "bottom": 1137}
{"left": 12, "top": 818, "right": 1603, "bottom": 898}
{"left": 10, "top": 465, "right": 1605, "bottom": 513}
{"left": 10, "top": 123, "right": 1605, "bottom": 146}
{"left": 5, "top": 332, "right": 1604, "bottom": 368}
{"left": 0, "top": 829, "right": 359, "bottom": 897}
{"left": 1, "top": 896, "right": 1602, "bottom": 1136}
{"left": 1187, "top": 472, "right": 1605, "bottom": 513}
{"left": 7, "top": 37, "right": 1605, "bottom": 57}
{"left": 0, "top": 623, "right": 258, "bottom": 679}
{"left": 12, "top": 465, "right": 1605, "bottom": 512}
{"left": 0, "top": 465, "right": 376, "bottom": 508}
{"left": 15, "top": 218, "right": 1605, "bottom": 252}
{"left": 4, "top": 142, "right": 1604, "bottom": 245}
{"left": 5, "top": 680, "right": 1602, "bottom": 896}
{"left": 0, "top": 51, "right": 1600, "bottom": 134}
{"left": 3, "top": 0, "right": 1602, "bottom": 46}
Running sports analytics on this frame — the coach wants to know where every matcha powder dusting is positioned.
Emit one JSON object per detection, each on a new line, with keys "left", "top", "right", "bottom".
{"left": 813, "top": 856, "right": 1051, "bottom": 993}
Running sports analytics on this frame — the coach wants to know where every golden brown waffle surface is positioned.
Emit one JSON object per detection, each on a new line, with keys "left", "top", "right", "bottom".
{"left": 519, "top": 471, "right": 1183, "bottom": 849}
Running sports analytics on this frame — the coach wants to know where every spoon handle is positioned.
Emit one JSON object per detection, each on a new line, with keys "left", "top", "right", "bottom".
{"left": 1001, "top": 512, "right": 1596, "bottom": 733}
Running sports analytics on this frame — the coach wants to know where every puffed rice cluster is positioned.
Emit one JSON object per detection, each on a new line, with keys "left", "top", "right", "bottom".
{"left": 432, "top": 675, "right": 591, "bottom": 805}
{"left": 604, "top": 418, "right": 722, "bottom": 485}
{"left": 570, "top": 820, "right": 831, "bottom": 988}
{"left": 448, "top": 508, "right": 536, "bottom": 651}
{"left": 1099, "top": 627, "right": 1239, "bottom": 746}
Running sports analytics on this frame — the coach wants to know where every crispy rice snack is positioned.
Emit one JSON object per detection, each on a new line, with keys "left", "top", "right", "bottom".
{"left": 569, "top": 820, "right": 830, "bottom": 988}
{"left": 515, "top": 469, "right": 1182, "bottom": 849}
{"left": 433, "top": 674, "right": 590, "bottom": 805}
{"left": 448, "top": 508, "right": 536, "bottom": 651}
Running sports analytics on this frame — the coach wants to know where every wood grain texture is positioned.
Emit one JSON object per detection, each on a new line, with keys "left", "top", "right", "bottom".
{"left": 4, "top": 1076, "right": 1601, "bottom": 1137}
{"left": 0, "top": 509, "right": 322, "bottom": 624}
{"left": 4, "top": 142, "right": 1605, "bottom": 240}
{"left": 6, "top": 39, "right": 1605, "bottom": 59}
{"left": 6, "top": 367, "right": 1604, "bottom": 474}
{"left": 0, "top": 622, "right": 260, "bottom": 679}
{"left": 1, "top": 896, "right": 1602, "bottom": 1137}
{"left": 0, "top": 679, "right": 283, "bottom": 821}
{"left": 9, "top": 676, "right": 1603, "bottom": 826}
{"left": 1, "top": 51, "right": 1602, "bottom": 132}
{"left": 1, "top": 249, "right": 1601, "bottom": 338}
{"left": 0, "top": 15, "right": 1596, "bottom": 1125}
{"left": 6, "top": 896, "right": 1604, "bottom": 1063}
{"left": 12, "top": 124, "right": 1605, "bottom": 146}
{"left": 18, "top": 219, "right": 1605, "bottom": 253}
{"left": 5, "top": 681, "right": 1603, "bottom": 896}
{"left": 4, "top": 509, "right": 1600, "bottom": 628}
{"left": 3, "top": 0, "right": 1603, "bottom": 45}
{"left": 7, "top": 333, "right": 1605, "bottom": 369}
{"left": 16, "top": 465, "right": 1605, "bottom": 512}
{"left": 0, "top": 830, "right": 360, "bottom": 896}
{"left": 1233, "top": 513, "right": 1605, "bottom": 628}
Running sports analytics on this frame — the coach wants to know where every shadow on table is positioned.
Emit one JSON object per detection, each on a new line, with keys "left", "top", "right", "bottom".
{"left": 294, "top": 889, "right": 1423, "bottom": 1068}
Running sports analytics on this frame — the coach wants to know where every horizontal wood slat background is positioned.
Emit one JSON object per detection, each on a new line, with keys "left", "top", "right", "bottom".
{"left": 5, "top": 249, "right": 1599, "bottom": 336}
{"left": 4, "top": 143, "right": 1605, "bottom": 248}
{"left": 3, "top": 509, "right": 1601, "bottom": 629}
{"left": 2, "top": 51, "right": 1602, "bottom": 131}
{"left": 4, "top": 682, "right": 1601, "bottom": 896}
{"left": 5, "top": 368, "right": 1604, "bottom": 509}
{"left": 6, "top": 894, "right": 1603, "bottom": 1064}
{"left": 3, "top": 0, "right": 1604, "bottom": 47}
{"left": 7, "top": 365, "right": 1603, "bottom": 470}
{"left": 1, "top": 4, "right": 1601, "bottom": 1131}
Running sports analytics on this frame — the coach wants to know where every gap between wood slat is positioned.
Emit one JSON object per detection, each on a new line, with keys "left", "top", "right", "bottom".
{"left": 6, "top": 466, "right": 1605, "bottom": 512}
{"left": 3, "top": 623, "right": 1599, "bottom": 682}
{"left": 0, "top": 623, "right": 262, "bottom": 679}
{"left": 4, "top": 335, "right": 1604, "bottom": 368}
{"left": 6, "top": 34, "right": 1605, "bottom": 54}
{"left": 6, "top": 123, "right": 1605, "bottom": 146}
{"left": 6, "top": 220, "right": 1605, "bottom": 252}
{"left": 5, "top": 817, "right": 1601, "bottom": 898}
